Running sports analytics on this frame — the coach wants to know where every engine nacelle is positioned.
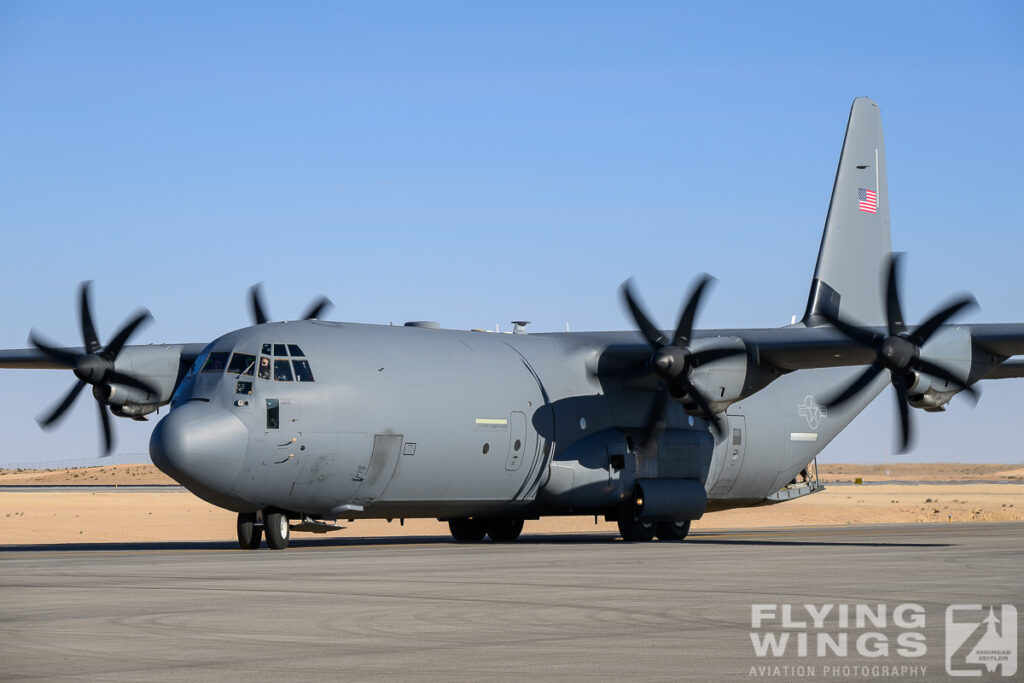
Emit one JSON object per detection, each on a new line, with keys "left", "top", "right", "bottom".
{"left": 683, "top": 337, "right": 780, "bottom": 416}
{"left": 102, "top": 345, "right": 189, "bottom": 418}
{"left": 907, "top": 326, "right": 974, "bottom": 412}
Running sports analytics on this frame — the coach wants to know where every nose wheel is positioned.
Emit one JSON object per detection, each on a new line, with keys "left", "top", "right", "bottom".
{"left": 237, "top": 512, "right": 262, "bottom": 549}
{"left": 264, "top": 509, "right": 291, "bottom": 550}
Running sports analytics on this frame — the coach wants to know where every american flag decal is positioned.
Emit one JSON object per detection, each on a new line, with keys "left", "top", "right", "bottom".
{"left": 858, "top": 187, "right": 878, "bottom": 213}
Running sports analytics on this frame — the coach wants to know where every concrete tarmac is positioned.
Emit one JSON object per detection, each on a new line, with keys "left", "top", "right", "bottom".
{"left": 1, "top": 523, "right": 1021, "bottom": 681}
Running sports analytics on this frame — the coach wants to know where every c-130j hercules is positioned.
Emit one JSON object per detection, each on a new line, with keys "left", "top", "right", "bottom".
{"left": 3, "top": 98, "right": 1023, "bottom": 549}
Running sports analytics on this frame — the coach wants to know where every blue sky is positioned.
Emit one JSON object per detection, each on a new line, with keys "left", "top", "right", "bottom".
{"left": 1, "top": 2, "right": 1022, "bottom": 465}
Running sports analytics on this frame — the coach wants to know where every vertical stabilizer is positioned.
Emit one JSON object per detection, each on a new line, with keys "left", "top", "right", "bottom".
{"left": 803, "top": 98, "right": 892, "bottom": 326}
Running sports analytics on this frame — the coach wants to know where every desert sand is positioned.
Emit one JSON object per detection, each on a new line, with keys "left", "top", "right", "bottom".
{"left": 0, "top": 464, "right": 1020, "bottom": 545}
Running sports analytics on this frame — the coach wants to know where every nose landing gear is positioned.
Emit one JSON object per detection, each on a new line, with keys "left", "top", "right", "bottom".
{"left": 264, "top": 509, "right": 290, "bottom": 550}
{"left": 237, "top": 512, "right": 262, "bottom": 549}
{"left": 236, "top": 509, "right": 290, "bottom": 550}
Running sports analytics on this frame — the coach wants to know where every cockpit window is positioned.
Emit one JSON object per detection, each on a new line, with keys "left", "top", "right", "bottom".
{"left": 274, "top": 358, "right": 294, "bottom": 382}
{"left": 292, "top": 359, "right": 315, "bottom": 382}
{"left": 201, "top": 352, "right": 230, "bottom": 373}
{"left": 255, "top": 343, "right": 316, "bottom": 382}
{"left": 227, "top": 353, "right": 256, "bottom": 376}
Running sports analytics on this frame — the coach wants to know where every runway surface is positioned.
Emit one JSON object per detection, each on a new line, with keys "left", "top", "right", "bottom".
{"left": 2, "top": 523, "right": 1021, "bottom": 681}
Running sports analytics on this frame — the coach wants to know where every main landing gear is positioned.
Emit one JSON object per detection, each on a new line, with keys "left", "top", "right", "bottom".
{"left": 236, "top": 509, "right": 291, "bottom": 550}
{"left": 616, "top": 503, "right": 692, "bottom": 542}
{"left": 447, "top": 516, "right": 525, "bottom": 543}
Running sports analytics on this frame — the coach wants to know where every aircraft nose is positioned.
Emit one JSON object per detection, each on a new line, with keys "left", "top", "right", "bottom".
{"left": 150, "top": 402, "right": 248, "bottom": 503}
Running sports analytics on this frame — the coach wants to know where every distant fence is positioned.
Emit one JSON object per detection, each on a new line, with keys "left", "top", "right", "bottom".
{"left": 0, "top": 453, "right": 151, "bottom": 470}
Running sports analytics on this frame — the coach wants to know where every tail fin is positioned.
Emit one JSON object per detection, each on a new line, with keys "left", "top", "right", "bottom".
{"left": 803, "top": 97, "right": 892, "bottom": 327}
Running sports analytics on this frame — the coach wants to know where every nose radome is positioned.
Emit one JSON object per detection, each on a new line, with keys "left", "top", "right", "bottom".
{"left": 150, "top": 402, "right": 248, "bottom": 503}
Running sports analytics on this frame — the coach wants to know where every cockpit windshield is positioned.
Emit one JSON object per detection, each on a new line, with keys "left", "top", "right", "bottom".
{"left": 195, "top": 343, "right": 315, "bottom": 385}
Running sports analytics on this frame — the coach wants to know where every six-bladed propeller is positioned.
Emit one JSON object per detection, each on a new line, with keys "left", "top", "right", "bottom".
{"left": 620, "top": 275, "right": 745, "bottom": 450}
{"left": 28, "top": 281, "right": 157, "bottom": 455}
{"left": 820, "top": 253, "right": 978, "bottom": 452}
{"left": 248, "top": 283, "right": 333, "bottom": 324}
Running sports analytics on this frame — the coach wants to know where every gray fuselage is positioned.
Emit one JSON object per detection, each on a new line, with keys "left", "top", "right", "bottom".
{"left": 150, "top": 320, "right": 882, "bottom": 521}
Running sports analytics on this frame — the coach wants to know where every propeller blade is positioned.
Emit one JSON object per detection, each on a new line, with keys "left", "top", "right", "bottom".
{"left": 249, "top": 284, "right": 269, "bottom": 325}
{"left": 820, "top": 309, "right": 884, "bottom": 350}
{"left": 101, "top": 310, "right": 153, "bottom": 361}
{"left": 913, "top": 358, "right": 979, "bottom": 402}
{"left": 907, "top": 296, "right": 978, "bottom": 347}
{"left": 28, "top": 332, "right": 79, "bottom": 367}
{"left": 639, "top": 387, "right": 669, "bottom": 452}
{"left": 689, "top": 346, "right": 744, "bottom": 368}
{"left": 79, "top": 281, "right": 102, "bottom": 354}
{"left": 96, "top": 400, "right": 114, "bottom": 456}
{"left": 621, "top": 280, "right": 666, "bottom": 349}
{"left": 37, "top": 380, "right": 87, "bottom": 428}
{"left": 301, "top": 296, "right": 333, "bottom": 321}
{"left": 892, "top": 373, "right": 912, "bottom": 453}
{"left": 105, "top": 370, "right": 159, "bottom": 396}
{"left": 884, "top": 254, "right": 907, "bottom": 337}
{"left": 673, "top": 275, "right": 713, "bottom": 348}
{"left": 824, "top": 364, "right": 885, "bottom": 409}
{"left": 678, "top": 377, "right": 725, "bottom": 438}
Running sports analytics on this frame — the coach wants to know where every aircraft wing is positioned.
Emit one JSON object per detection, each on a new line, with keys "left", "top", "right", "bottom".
{"left": 580, "top": 323, "right": 1024, "bottom": 377}
{"left": 0, "top": 344, "right": 208, "bottom": 369}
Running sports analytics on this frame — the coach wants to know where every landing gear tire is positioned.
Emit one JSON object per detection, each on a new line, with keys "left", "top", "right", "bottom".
{"left": 656, "top": 520, "right": 691, "bottom": 541}
{"left": 617, "top": 504, "right": 657, "bottom": 542}
{"left": 237, "top": 512, "right": 262, "bottom": 549}
{"left": 264, "top": 509, "right": 290, "bottom": 550}
{"left": 448, "top": 518, "right": 487, "bottom": 542}
{"left": 486, "top": 517, "right": 524, "bottom": 542}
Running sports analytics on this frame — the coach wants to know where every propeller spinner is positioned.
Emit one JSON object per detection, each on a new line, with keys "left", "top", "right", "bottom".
{"left": 29, "top": 281, "right": 157, "bottom": 455}
{"left": 621, "top": 275, "right": 745, "bottom": 450}
{"left": 821, "top": 253, "right": 979, "bottom": 452}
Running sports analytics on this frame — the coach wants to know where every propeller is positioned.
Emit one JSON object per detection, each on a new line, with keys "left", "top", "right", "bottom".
{"left": 248, "top": 283, "right": 333, "bottom": 324}
{"left": 621, "top": 275, "right": 745, "bottom": 450}
{"left": 29, "top": 281, "right": 157, "bottom": 456}
{"left": 821, "top": 253, "right": 978, "bottom": 452}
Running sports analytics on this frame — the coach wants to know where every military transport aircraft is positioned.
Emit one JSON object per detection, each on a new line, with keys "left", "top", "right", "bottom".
{"left": 3, "top": 98, "right": 1023, "bottom": 549}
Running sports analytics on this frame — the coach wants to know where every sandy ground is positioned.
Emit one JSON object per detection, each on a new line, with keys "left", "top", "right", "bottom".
{"left": 0, "top": 482, "right": 1020, "bottom": 545}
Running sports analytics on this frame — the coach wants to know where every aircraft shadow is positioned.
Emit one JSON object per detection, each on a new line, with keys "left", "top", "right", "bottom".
{"left": 0, "top": 532, "right": 950, "bottom": 552}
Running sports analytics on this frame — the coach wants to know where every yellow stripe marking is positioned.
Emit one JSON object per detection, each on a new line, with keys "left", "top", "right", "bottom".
{"left": 475, "top": 418, "right": 508, "bottom": 426}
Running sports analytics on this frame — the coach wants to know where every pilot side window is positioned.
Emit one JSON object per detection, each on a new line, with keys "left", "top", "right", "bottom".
{"left": 266, "top": 398, "right": 279, "bottom": 429}
{"left": 274, "top": 358, "right": 294, "bottom": 382}
{"left": 227, "top": 353, "right": 255, "bottom": 376}
{"left": 257, "top": 356, "right": 271, "bottom": 380}
{"left": 201, "top": 352, "right": 229, "bottom": 373}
